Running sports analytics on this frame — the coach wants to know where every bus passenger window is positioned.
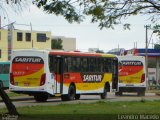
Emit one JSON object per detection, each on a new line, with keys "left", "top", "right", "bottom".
{"left": 81, "top": 58, "right": 88, "bottom": 72}
{"left": 64, "top": 58, "right": 68, "bottom": 72}
{"left": 76, "top": 58, "right": 81, "bottom": 72}
{"left": 73, "top": 57, "right": 80, "bottom": 72}
{"left": 0, "top": 64, "right": 3, "bottom": 74}
{"left": 67, "top": 57, "right": 72, "bottom": 72}
{"left": 49, "top": 56, "right": 54, "bottom": 72}
{"left": 3, "top": 64, "right": 10, "bottom": 74}
{"left": 104, "top": 59, "right": 109, "bottom": 72}
{"left": 71, "top": 58, "right": 77, "bottom": 71}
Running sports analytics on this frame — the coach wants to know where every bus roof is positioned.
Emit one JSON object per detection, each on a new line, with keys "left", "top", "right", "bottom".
{"left": 49, "top": 51, "right": 116, "bottom": 58}
{"left": 12, "top": 49, "right": 116, "bottom": 58}
{"left": 0, "top": 61, "right": 10, "bottom": 64}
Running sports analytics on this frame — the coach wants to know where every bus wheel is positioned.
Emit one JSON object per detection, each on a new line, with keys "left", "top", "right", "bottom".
{"left": 34, "top": 93, "right": 48, "bottom": 102}
{"left": 137, "top": 90, "right": 145, "bottom": 96}
{"left": 115, "top": 91, "right": 122, "bottom": 96}
{"left": 100, "top": 85, "right": 107, "bottom": 99}
{"left": 61, "top": 95, "right": 68, "bottom": 101}
{"left": 61, "top": 85, "right": 76, "bottom": 101}
{"left": 68, "top": 85, "right": 76, "bottom": 100}
{"left": 75, "top": 94, "right": 80, "bottom": 100}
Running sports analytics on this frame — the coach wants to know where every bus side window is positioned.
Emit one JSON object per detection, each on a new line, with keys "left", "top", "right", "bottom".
{"left": 75, "top": 57, "right": 81, "bottom": 72}
{"left": 104, "top": 58, "right": 109, "bottom": 72}
{"left": 3, "top": 64, "right": 10, "bottom": 74}
{"left": 0, "top": 64, "right": 3, "bottom": 74}
{"left": 64, "top": 57, "right": 68, "bottom": 72}
{"left": 107, "top": 59, "right": 112, "bottom": 73}
{"left": 67, "top": 57, "right": 72, "bottom": 72}
{"left": 95, "top": 58, "right": 100, "bottom": 72}
{"left": 89, "top": 58, "right": 93, "bottom": 72}
{"left": 49, "top": 55, "right": 54, "bottom": 72}
{"left": 81, "top": 58, "right": 88, "bottom": 72}
{"left": 71, "top": 57, "right": 77, "bottom": 71}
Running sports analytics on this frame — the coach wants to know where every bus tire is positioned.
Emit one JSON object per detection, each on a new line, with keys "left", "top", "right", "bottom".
{"left": 137, "top": 90, "right": 145, "bottom": 96}
{"left": 34, "top": 93, "right": 48, "bottom": 102}
{"left": 61, "top": 95, "right": 68, "bottom": 101}
{"left": 115, "top": 91, "right": 122, "bottom": 96}
{"left": 75, "top": 94, "right": 80, "bottom": 100}
{"left": 61, "top": 84, "right": 76, "bottom": 101}
{"left": 68, "top": 85, "right": 76, "bottom": 100}
{"left": 100, "top": 85, "right": 107, "bottom": 99}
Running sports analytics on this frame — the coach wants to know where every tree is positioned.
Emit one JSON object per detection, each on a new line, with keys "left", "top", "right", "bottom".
{"left": 33, "top": 0, "right": 160, "bottom": 29}
{"left": 0, "top": 0, "right": 23, "bottom": 116}
{"left": 96, "top": 49, "right": 104, "bottom": 53}
{"left": 0, "top": 87, "right": 19, "bottom": 115}
{"left": 51, "top": 38, "right": 63, "bottom": 49}
{"left": 154, "top": 44, "right": 160, "bottom": 49}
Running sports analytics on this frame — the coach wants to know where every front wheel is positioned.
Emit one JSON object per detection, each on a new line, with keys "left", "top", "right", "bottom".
{"left": 68, "top": 85, "right": 76, "bottom": 100}
{"left": 61, "top": 84, "right": 76, "bottom": 101}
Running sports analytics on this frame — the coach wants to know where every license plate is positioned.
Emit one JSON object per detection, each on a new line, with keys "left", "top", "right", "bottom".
{"left": 14, "top": 82, "right": 18, "bottom": 86}
{"left": 24, "top": 83, "right": 29, "bottom": 86}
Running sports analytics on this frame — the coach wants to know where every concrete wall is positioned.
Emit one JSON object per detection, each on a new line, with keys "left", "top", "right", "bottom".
{"left": 0, "top": 29, "right": 51, "bottom": 61}
{"left": 12, "top": 30, "right": 51, "bottom": 50}
{"left": 0, "top": 29, "right": 8, "bottom": 61}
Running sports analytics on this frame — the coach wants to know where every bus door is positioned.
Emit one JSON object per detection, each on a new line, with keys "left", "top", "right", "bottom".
{"left": 112, "top": 58, "right": 118, "bottom": 91}
{"left": 55, "top": 56, "right": 63, "bottom": 94}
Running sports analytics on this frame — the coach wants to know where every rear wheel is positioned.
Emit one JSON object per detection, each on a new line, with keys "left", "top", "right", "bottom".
{"left": 137, "top": 90, "right": 145, "bottom": 96}
{"left": 100, "top": 85, "right": 107, "bottom": 99}
{"left": 115, "top": 91, "right": 122, "bottom": 96}
{"left": 34, "top": 93, "right": 48, "bottom": 102}
{"left": 75, "top": 94, "right": 80, "bottom": 100}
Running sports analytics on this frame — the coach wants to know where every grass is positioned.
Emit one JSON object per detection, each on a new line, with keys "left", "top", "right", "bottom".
{"left": 1, "top": 100, "right": 160, "bottom": 120}
{"left": 6, "top": 92, "right": 26, "bottom": 97}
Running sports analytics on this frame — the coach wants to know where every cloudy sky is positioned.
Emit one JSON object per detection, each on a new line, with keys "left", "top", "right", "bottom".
{"left": 1, "top": 3, "right": 158, "bottom": 52}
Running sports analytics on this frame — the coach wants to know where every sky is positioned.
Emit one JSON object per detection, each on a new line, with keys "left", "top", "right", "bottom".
{"left": 1, "top": 3, "right": 159, "bottom": 52}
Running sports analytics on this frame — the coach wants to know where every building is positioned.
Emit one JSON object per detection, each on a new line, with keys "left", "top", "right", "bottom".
{"left": 0, "top": 29, "right": 8, "bottom": 61}
{"left": 52, "top": 36, "right": 76, "bottom": 51}
{"left": 0, "top": 29, "right": 51, "bottom": 61}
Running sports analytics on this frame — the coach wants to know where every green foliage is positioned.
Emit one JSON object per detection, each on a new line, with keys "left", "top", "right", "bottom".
{"left": 154, "top": 44, "right": 160, "bottom": 49}
{"left": 32, "top": 0, "right": 160, "bottom": 29}
{"left": 96, "top": 49, "right": 104, "bottom": 53}
{"left": 51, "top": 38, "right": 63, "bottom": 49}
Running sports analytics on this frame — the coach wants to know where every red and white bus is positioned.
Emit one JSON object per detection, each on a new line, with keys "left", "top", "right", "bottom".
{"left": 116, "top": 56, "right": 146, "bottom": 96}
{"left": 10, "top": 49, "right": 118, "bottom": 101}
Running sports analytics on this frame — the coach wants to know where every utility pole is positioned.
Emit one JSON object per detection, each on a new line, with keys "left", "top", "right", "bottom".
{"left": 0, "top": 16, "right": 1, "bottom": 29}
{"left": 30, "top": 22, "right": 34, "bottom": 48}
{"left": 144, "top": 25, "right": 151, "bottom": 90}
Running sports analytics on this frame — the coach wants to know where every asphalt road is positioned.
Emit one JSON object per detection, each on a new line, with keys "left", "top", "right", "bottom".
{"left": 0, "top": 92, "right": 160, "bottom": 108}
